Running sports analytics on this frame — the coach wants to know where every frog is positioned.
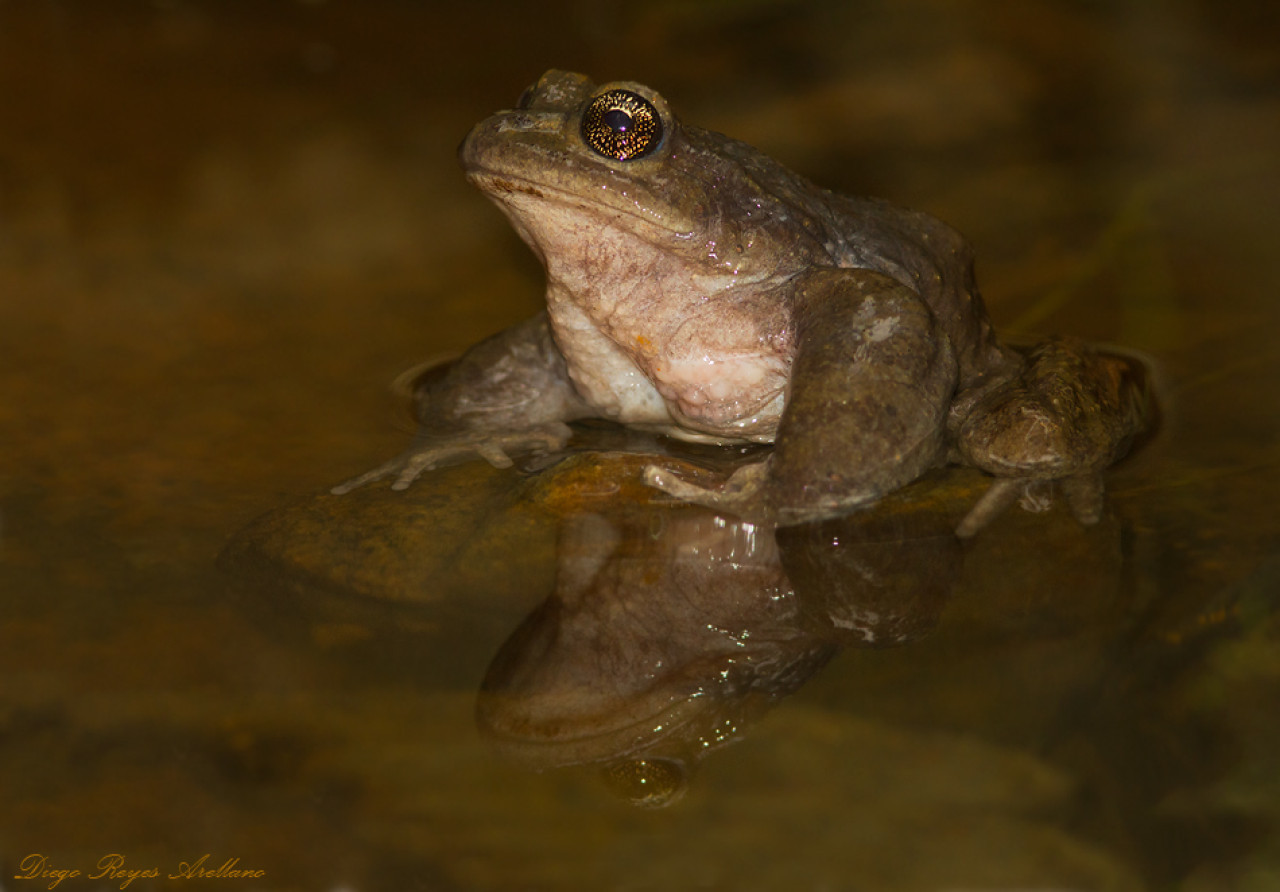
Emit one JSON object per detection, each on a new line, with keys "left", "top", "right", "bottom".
{"left": 333, "top": 69, "right": 1152, "bottom": 536}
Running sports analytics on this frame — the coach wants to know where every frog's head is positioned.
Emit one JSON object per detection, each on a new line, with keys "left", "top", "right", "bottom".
{"left": 459, "top": 70, "right": 830, "bottom": 288}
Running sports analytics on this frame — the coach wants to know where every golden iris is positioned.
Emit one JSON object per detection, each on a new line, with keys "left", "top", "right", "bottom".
{"left": 581, "top": 90, "right": 663, "bottom": 161}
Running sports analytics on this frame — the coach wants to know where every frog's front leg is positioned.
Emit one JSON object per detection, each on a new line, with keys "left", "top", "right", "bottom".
{"left": 332, "top": 312, "right": 595, "bottom": 494}
{"left": 951, "top": 338, "right": 1152, "bottom": 536}
{"left": 646, "top": 268, "right": 957, "bottom": 524}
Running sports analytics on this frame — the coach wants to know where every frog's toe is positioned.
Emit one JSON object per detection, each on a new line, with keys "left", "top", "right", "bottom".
{"left": 478, "top": 422, "right": 573, "bottom": 467}
{"left": 528, "top": 421, "right": 574, "bottom": 453}
{"left": 1016, "top": 479, "right": 1055, "bottom": 514}
{"left": 956, "top": 478, "right": 1023, "bottom": 538}
{"left": 474, "top": 442, "right": 515, "bottom": 469}
{"left": 330, "top": 457, "right": 404, "bottom": 495}
{"left": 331, "top": 442, "right": 456, "bottom": 495}
{"left": 389, "top": 450, "right": 442, "bottom": 490}
{"left": 642, "top": 463, "right": 706, "bottom": 501}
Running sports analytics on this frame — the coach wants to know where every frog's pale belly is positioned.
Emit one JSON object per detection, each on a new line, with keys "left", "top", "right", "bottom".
{"left": 652, "top": 352, "right": 787, "bottom": 442}
{"left": 548, "top": 298, "right": 786, "bottom": 444}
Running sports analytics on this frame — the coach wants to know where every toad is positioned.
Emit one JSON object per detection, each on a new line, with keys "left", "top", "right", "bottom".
{"left": 334, "top": 70, "right": 1151, "bottom": 536}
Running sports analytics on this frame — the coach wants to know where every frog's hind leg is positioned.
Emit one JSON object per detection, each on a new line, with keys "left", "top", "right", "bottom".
{"left": 953, "top": 338, "right": 1151, "bottom": 536}
{"left": 647, "top": 268, "right": 958, "bottom": 524}
{"left": 765, "top": 268, "right": 958, "bottom": 524}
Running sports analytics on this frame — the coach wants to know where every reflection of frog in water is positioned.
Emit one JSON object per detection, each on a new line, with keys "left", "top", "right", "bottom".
{"left": 478, "top": 507, "right": 961, "bottom": 807}
{"left": 335, "top": 70, "right": 1151, "bottom": 535}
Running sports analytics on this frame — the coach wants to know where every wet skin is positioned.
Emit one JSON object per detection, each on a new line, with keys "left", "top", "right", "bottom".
{"left": 334, "top": 70, "right": 1151, "bottom": 535}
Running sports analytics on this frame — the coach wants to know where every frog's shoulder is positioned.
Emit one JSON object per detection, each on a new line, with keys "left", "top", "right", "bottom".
{"left": 681, "top": 126, "right": 836, "bottom": 219}
{"left": 684, "top": 135, "right": 976, "bottom": 281}
{"left": 819, "top": 193, "right": 973, "bottom": 268}
{"left": 806, "top": 191, "right": 1007, "bottom": 381}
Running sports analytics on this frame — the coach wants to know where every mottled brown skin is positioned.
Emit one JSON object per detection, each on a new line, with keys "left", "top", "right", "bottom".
{"left": 334, "top": 70, "right": 1150, "bottom": 535}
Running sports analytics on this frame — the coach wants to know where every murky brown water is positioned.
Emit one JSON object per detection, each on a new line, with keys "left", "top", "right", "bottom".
{"left": 3, "top": 1, "right": 1279, "bottom": 890}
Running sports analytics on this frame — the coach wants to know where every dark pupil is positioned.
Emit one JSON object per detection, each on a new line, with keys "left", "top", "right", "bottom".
{"left": 603, "top": 108, "right": 632, "bottom": 132}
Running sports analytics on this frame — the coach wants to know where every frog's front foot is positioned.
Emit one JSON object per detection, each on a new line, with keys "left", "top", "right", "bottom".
{"left": 642, "top": 460, "right": 773, "bottom": 521}
{"left": 955, "top": 472, "right": 1105, "bottom": 538}
{"left": 331, "top": 422, "right": 573, "bottom": 495}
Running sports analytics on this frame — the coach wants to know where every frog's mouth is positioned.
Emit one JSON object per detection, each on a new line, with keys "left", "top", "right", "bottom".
{"left": 466, "top": 170, "right": 549, "bottom": 202}
{"left": 464, "top": 168, "right": 699, "bottom": 245}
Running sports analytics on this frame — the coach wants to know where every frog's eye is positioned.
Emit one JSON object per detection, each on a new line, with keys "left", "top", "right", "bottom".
{"left": 581, "top": 90, "right": 664, "bottom": 161}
